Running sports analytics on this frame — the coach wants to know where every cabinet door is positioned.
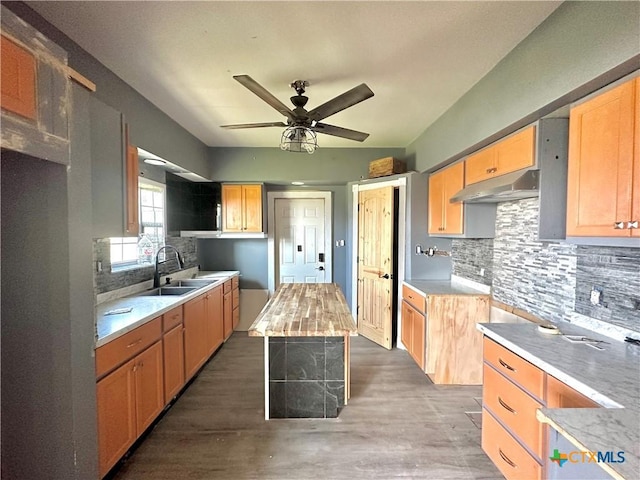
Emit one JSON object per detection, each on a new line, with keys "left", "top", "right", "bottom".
{"left": 222, "top": 184, "right": 243, "bottom": 232}
{"left": 567, "top": 79, "right": 635, "bottom": 237}
{"left": 465, "top": 146, "right": 496, "bottom": 185}
{"left": 232, "top": 306, "right": 240, "bottom": 330}
{"left": 243, "top": 184, "right": 263, "bottom": 232}
{"left": 1, "top": 35, "right": 36, "bottom": 120}
{"left": 428, "top": 170, "right": 445, "bottom": 234}
{"left": 163, "top": 325, "right": 185, "bottom": 403}
{"left": 97, "top": 359, "right": 136, "bottom": 478}
{"left": 223, "top": 291, "right": 233, "bottom": 340}
{"left": 411, "top": 309, "right": 426, "bottom": 371}
{"left": 126, "top": 141, "right": 139, "bottom": 236}
{"left": 633, "top": 77, "right": 640, "bottom": 238}
{"left": 205, "top": 286, "right": 224, "bottom": 354}
{"left": 184, "top": 294, "right": 207, "bottom": 380}
{"left": 134, "top": 341, "right": 164, "bottom": 434}
{"left": 442, "top": 162, "right": 464, "bottom": 234}
{"left": 401, "top": 301, "right": 413, "bottom": 352}
{"left": 495, "top": 127, "right": 536, "bottom": 177}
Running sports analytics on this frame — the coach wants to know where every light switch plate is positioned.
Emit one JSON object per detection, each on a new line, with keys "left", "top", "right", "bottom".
{"left": 590, "top": 287, "right": 602, "bottom": 306}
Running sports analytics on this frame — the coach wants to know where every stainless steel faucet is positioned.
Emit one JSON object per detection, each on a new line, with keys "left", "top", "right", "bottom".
{"left": 153, "top": 245, "right": 185, "bottom": 288}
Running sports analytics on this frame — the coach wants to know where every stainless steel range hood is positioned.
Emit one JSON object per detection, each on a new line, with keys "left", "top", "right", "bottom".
{"left": 450, "top": 169, "right": 540, "bottom": 204}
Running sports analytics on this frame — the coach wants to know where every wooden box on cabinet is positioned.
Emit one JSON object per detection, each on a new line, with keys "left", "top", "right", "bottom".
{"left": 222, "top": 184, "right": 263, "bottom": 232}
{"left": 566, "top": 77, "right": 640, "bottom": 242}
{"left": 1, "top": 6, "right": 70, "bottom": 165}
{"left": 368, "top": 156, "right": 406, "bottom": 178}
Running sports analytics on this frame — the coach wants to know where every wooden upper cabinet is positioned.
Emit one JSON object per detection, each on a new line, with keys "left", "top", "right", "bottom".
{"left": 465, "top": 126, "right": 536, "bottom": 185}
{"left": 222, "top": 184, "right": 263, "bottom": 232}
{"left": 428, "top": 162, "right": 464, "bottom": 234}
{"left": 1, "top": 35, "right": 36, "bottom": 120}
{"left": 566, "top": 78, "right": 637, "bottom": 237}
{"left": 634, "top": 77, "right": 640, "bottom": 238}
{"left": 126, "top": 142, "right": 140, "bottom": 236}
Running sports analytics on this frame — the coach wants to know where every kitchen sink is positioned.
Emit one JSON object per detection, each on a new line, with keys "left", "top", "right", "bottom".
{"left": 138, "top": 286, "right": 199, "bottom": 296}
{"left": 170, "top": 279, "right": 222, "bottom": 287}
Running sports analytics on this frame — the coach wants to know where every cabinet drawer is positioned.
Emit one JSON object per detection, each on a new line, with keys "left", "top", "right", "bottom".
{"left": 484, "top": 337, "right": 544, "bottom": 400}
{"left": 482, "top": 408, "right": 541, "bottom": 480}
{"left": 96, "top": 317, "right": 162, "bottom": 378}
{"left": 402, "top": 285, "right": 425, "bottom": 311}
{"left": 232, "top": 288, "right": 240, "bottom": 309}
{"left": 223, "top": 280, "right": 232, "bottom": 294}
{"left": 483, "top": 363, "right": 543, "bottom": 457}
{"left": 232, "top": 276, "right": 239, "bottom": 289}
{"left": 163, "top": 305, "right": 183, "bottom": 332}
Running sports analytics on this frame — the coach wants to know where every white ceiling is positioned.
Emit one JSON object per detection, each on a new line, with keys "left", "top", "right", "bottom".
{"left": 27, "top": 1, "right": 562, "bottom": 149}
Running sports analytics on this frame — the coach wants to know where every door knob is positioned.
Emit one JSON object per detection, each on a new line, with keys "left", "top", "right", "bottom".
{"left": 316, "top": 266, "right": 325, "bottom": 271}
{"left": 380, "top": 273, "right": 390, "bottom": 279}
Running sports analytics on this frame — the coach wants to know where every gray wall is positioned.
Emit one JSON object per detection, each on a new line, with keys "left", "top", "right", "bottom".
{"left": 406, "top": 1, "right": 640, "bottom": 172}
{"left": 4, "top": 1, "right": 210, "bottom": 179}
{"left": 209, "top": 147, "right": 405, "bottom": 183}
{"left": 197, "top": 183, "right": 350, "bottom": 294}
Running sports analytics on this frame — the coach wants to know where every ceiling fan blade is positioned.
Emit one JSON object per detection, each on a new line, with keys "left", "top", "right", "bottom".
{"left": 313, "top": 123, "right": 370, "bottom": 142}
{"left": 220, "top": 122, "right": 287, "bottom": 129}
{"left": 307, "top": 84, "right": 374, "bottom": 122}
{"left": 233, "top": 75, "right": 295, "bottom": 121}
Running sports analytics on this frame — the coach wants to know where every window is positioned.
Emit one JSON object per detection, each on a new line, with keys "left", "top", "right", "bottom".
{"left": 110, "top": 178, "right": 166, "bottom": 270}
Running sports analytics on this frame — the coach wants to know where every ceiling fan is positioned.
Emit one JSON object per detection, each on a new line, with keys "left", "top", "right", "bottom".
{"left": 221, "top": 75, "right": 374, "bottom": 145}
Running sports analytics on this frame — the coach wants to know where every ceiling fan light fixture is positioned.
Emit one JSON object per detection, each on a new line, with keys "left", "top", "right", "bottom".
{"left": 280, "top": 125, "right": 317, "bottom": 154}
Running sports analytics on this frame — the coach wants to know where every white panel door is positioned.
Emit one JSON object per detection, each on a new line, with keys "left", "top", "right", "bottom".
{"left": 275, "top": 198, "right": 326, "bottom": 286}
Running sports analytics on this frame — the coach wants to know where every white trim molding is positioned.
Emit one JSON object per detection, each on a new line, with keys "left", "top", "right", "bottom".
{"left": 267, "top": 190, "right": 333, "bottom": 294}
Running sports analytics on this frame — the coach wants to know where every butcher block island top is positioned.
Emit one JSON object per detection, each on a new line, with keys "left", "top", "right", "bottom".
{"left": 249, "top": 283, "right": 357, "bottom": 337}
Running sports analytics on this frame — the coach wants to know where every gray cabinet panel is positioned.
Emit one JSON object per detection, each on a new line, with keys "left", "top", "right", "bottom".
{"left": 90, "top": 97, "right": 126, "bottom": 238}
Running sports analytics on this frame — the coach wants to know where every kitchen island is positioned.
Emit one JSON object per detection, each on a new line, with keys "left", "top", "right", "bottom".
{"left": 248, "top": 283, "right": 357, "bottom": 419}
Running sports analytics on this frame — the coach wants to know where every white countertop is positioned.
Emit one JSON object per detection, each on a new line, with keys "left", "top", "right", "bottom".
{"left": 478, "top": 322, "right": 640, "bottom": 480}
{"left": 404, "top": 278, "right": 490, "bottom": 296}
{"left": 95, "top": 271, "right": 239, "bottom": 347}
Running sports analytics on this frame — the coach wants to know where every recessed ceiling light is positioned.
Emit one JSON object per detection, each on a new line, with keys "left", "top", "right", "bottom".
{"left": 144, "top": 158, "right": 166, "bottom": 166}
{"left": 291, "top": 181, "right": 305, "bottom": 185}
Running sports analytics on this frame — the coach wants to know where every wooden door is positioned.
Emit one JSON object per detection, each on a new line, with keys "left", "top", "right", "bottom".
{"left": 1, "top": 35, "right": 36, "bottom": 120}
{"left": 184, "top": 294, "right": 207, "bottom": 380}
{"left": 206, "top": 285, "right": 224, "bottom": 353}
{"left": 222, "top": 184, "right": 243, "bottom": 232}
{"left": 633, "top": 77, "right": 640, "bottom": 238}
{"left": 357, "top": 186, "right": 394, "bottom": 349}
{"left": 134, "top": 341, "right": 164, "bottom": 434}
{"left": 97, "top": 359, "right": 136, "bottom": 478}
{"left": 495, "top": 126, "right": 536, "bottom": 176}
{"left": 223, "top": 291, "right": 233, "bottom": 340}
{"left": 163, "top": 325, "right": 185, "bottom": 403}
{"left": 442, "top": 162, "right": 464, "bottom": 234}
{"left": 427, "top": 170, "right": 444, "bottom": 234}
{"left": 401, "top": 301, "right": 413, "bottom": 352}
{"left": 465, "top": 146, "right": 496, "bottom": 185}
{"left": 243, "top": 184, "right": 263, "bottom": 232}
{"left": 566, "top": 79, "right": 635, "bottom": 236}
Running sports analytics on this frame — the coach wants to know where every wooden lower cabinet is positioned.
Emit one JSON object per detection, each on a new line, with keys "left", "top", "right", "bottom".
{"left": 401, "top": 300, "right": 425, "bottom": 370}
{"left": 223, "top": 286, "right": 233, "bottom": 341}
{"left": 163, "top": 324, "right": 185, "bottom": 403}
{"left": 96, "top": 341, "right": 163, "bottom": 478}
{"left": 205, "top": 285, "right": 224, "bottom": 354}
{"left": 546, "top": 374, "right": 598, "bottom": 409}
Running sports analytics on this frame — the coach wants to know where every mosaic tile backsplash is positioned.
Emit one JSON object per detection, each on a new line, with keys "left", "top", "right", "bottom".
{"left": 451, "top": 198, "right": 640, "bottom": 333}
{"left": 93, "top": 236, "right": 198, "bottom": 295}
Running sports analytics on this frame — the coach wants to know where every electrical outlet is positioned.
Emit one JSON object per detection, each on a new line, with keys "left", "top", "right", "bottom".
{"left": 479, "top": 268, "right": 485, "bottom": 277}
{"left": 590, "top": 287, "right": 602, "bottom": 306}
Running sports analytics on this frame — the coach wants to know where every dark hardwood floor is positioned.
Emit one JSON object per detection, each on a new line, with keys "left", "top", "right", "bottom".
{"left": 113, "top": 333, "right": 502, "bottom": 479}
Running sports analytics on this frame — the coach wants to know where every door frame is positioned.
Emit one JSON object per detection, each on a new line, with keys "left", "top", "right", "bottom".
{"left": 267, "top": 191, "right": 333, "bottom": 294}
{"left": 351, "top": 178, "right": 406, "bottom": 343}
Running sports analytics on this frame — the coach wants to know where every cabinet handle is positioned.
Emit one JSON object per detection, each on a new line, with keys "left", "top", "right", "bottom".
{"left": 614, "top": 221, "right": 625, "bottom": 229}
{"left": 498, "top": 357, "right": 516, "bottom": 372}
{"left": 628, "top": 221, "right": 638, "bottom": 229}
{"left": 138, "top": 361, "right": 144, "bottom": 368}
{"left": 499, "top": 448, "right": 517, "bottom": 468}
{"left": 498, "top": 396, "right": 516, "bottom": 414}
{"left": 127, "top": 338, "right": 143, "bottom": 348}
